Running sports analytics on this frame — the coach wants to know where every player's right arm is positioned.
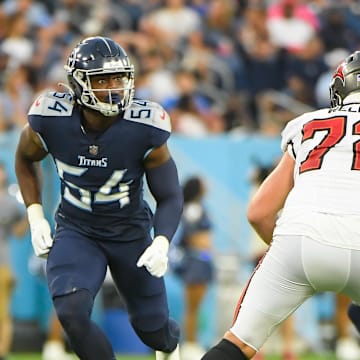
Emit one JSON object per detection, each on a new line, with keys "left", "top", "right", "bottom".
{"left": 15, "top": 124, "right": 53, "bottom": 257}
{"left": 247, "top": 151, "right": 295, "bottom": 245}
{"left": 15, "top": 124, "right": 48, "bottom": 207}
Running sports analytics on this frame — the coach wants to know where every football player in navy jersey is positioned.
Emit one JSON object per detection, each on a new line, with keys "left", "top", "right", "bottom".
{"left": 15, "top": 36, "right": 183, "bottom": 360}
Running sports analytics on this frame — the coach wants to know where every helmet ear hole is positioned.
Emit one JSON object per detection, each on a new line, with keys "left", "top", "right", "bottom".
{"left": 64, "top": 36, "right": 135, "bottom": 116}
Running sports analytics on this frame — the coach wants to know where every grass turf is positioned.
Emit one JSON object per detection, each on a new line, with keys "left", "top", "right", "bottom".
{"left": 7, "top": 353, "right": 338, "bottom": 360}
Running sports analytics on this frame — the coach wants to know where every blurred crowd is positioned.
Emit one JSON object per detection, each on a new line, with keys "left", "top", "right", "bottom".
{"left": 0, "top": 0, "right": 360, "bottom": 138}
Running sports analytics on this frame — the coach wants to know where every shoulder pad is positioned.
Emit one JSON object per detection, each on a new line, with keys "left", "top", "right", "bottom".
{"left": 281, "top": 110, "right": 323, "bottom": 153}
{"left": 124, "top": 100, "right": 171, "bottom": 132}
{"left": 281, "top": 114, "right": 305, "bottom": 153}
{"left": 28, "top": 91, "right": 75, "bottom": 117}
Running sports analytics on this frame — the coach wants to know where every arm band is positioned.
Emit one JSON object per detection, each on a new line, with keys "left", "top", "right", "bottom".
{"left": 146, "top": 158, "right": 183, "bottom": 241}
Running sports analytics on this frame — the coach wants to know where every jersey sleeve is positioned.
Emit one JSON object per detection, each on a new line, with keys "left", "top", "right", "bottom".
{"left": 280, "top": 113, "right": 308, "bottom": 159}
{"left": 28, "top": 91, "right": 74, "bottom": 132}
{"left": 27, "top": 91, "right": 75, "bottom": 152}
{"left": 281, "top": 110, "right": 326, "bottom": 159}
{"left": 28, "top": 93, "right": 47, "bottom": 133}
{"left": 124, "top": 99, "right": 172, "bottom": 148}
{"left": 149, "top": 102, "right": 171, "bottom": 148}
{"left": 148, "top": 101, "right": 172, "bottom": 133}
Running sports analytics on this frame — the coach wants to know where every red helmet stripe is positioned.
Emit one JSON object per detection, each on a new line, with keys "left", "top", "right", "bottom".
{"left": 333, "top": 63, "right": 345, "bottom": 84}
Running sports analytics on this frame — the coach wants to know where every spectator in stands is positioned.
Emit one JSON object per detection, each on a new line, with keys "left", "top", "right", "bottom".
{"left": 1, "top": 11, "right": 34, "bottom": 70}
{"left": 284, "top": 34, "right": 328, "bottom": 108}
{"left": 235, "top": 26, "right": 288, "bottom": 130}
{"left": 136, "top": 47, "right": 179, "bottom": 106}
{"left": 202, "top": 0, "right": 242, "bottom": 93}
{"left": 139, "top": 0, "right": 202, "bottom": 48}
{"left": 318, "top": 5, "right": 360, "bottom": 53}
{"left": 266, "top": 0, "right": 319, "bottom": 54}
{"left": 0, "top": 65, "right": 33, "bottom": 129}
{"left": 167, "top": 69, "right": 225, "bottom": 135}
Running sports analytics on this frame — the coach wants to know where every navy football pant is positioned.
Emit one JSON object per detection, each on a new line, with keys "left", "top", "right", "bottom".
{"left": 54, "top": 289, "right": 115, "bottom": 360}
{"left": 47, "top": 226, "right": 179, "bottom": 358}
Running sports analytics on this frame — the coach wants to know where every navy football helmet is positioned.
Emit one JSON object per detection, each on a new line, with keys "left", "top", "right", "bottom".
{"left": 64, "top": 36, "right": 135, "bottom": 116}
{"left": 330, "top": 51, "right": 360, "bottom": 108}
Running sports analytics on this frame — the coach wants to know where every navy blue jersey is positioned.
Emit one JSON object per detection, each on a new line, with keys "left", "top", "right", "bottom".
{"left": 28, "top": 91, "right": 172, "bottom": 240}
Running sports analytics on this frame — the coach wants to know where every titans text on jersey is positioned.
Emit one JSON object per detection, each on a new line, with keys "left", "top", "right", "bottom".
{"left": 78, "top": 156, "right": 108, "bottom": 167}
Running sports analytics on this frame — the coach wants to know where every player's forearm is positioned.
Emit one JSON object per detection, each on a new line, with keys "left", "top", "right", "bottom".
{"left": 247, "top": 194, "right": 278, "bottom": 245}
{"left": 152, "top": 191, "right": 183, "bottom": 240}
{"left": 15, "top": 156, "right": 43, "bottom": 207}
{"left": 249, "top": 217, "right": 276, "bottom": 245}
{"left": 146, "top": 158, "right": 183, "bottom": 240}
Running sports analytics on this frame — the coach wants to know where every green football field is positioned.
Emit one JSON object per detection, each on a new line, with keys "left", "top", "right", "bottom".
{"left": 7, "top": 353, "right": 338, "bottom": 360}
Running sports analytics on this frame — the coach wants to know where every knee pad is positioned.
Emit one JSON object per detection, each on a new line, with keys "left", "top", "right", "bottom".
{"left": 133, "top": 318, "right": 180, "bottom": 353}
{"left": 53, "top": 289, "right": 93, "bottom": 336}
{"left": 201, "top": 339, "right": 248, "bottom": 360}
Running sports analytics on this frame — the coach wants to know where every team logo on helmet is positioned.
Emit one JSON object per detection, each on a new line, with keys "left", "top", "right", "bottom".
{"left": 333, "top": 63, "right": 345, "bottom": 84}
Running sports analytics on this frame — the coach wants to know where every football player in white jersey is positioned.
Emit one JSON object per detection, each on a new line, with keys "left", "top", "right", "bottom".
{"left": 202, "top": 51, "right": 360, "bottom": 360}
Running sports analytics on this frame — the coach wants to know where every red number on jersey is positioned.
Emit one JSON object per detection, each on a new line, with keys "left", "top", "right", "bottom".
{"left": 299, "top": 116, "right": 346, "bottom": 173}
{"left": 299, "top": 116, "right": 360, "bottom": 173}
{"left": 352, "top": 121, "right": 360, "bottom": 170}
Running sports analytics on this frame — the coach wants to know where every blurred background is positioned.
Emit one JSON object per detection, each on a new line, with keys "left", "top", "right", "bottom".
{"left": 1, "top": 0, "right": 360, "bottom": 359}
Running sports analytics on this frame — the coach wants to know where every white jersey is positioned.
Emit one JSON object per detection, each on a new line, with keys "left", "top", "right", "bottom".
{"left": 274, "top": 103, "right": 360, "bottom": 249}
{"left": 230, "top": 107, "right": 360, "bottom": 353}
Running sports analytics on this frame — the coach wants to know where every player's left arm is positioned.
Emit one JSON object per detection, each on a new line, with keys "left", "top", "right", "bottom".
{"left": 144, "top": 142, "right": 183, "bottom": 241}
{"left": 247, "top": 151, "right": 295, "bottom": 245}
{"left": 137, "top": 143, "right": 183, "bottom": 277}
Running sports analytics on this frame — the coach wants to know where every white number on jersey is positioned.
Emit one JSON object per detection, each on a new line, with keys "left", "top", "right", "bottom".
{"left": 56, "top": 159, "right": 131, "bottom": 211}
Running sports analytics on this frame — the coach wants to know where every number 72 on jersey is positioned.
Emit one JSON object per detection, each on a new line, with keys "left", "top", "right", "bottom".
{"left": 299, "top": 116, "right": 360, "bottom": 173}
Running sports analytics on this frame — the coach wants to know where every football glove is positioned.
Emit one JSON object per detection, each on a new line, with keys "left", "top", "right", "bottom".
{"left": 27, "top": 204, "right": 53, "bottom": 257}
{"left": 137, "top": 235, "right": 170, "bottom": 277}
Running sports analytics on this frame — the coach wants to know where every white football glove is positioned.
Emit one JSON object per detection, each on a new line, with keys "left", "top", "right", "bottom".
{"left": 27, "top": 204, "right": 53, "bottom": 258}
{"left": 136, "top": 236, "right": 170, "bottom": 277}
